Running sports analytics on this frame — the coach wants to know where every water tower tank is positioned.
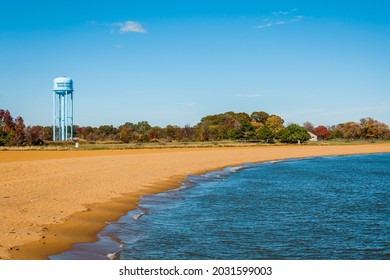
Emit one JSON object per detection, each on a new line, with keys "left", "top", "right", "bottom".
{"left": 53, "top": 76, "right": 73, "bottom": 91}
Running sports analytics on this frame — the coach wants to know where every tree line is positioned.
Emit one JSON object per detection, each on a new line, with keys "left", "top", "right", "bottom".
{"left": 1, "top": 108, "right": 389, "bottom": 146}
{"left": 303, "top": 118, "right": 390, "bottom": 140}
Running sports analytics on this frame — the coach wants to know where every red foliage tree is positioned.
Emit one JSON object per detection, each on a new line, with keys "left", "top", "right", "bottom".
{"left": 314, "top": 125, "right": 330, "bottom": 140}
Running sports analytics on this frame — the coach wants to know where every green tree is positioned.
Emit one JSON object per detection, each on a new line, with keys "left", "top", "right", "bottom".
{"left": 195, "top": 112, "right": 248, "bottom": 141}
{"left": 0, "top": 128, "right": 5, "bottom": 146}
{"left": 42, "top": 126, "right": 53, "bottom": 141}
{"left": 165, "top": 125, "right": 177, "bottom": 141}
{"left": 135, "top": 121, "right": 152, "bottom": 134}
{"left": 328, "top": 125, "right": 344, "bottom": 139}
{"left": 98, "top": 125, "right": 118, "bottom": 140}
{"left": 278, "top": 124, "right": 310, "bottom": 143}
{"left": 250, "top": 111, "right": 269, "bottom": 124}
{"left": 255, "top": 125, "right": 273, "bottom": 142}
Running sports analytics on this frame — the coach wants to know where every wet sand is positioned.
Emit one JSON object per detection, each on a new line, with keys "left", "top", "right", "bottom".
{"left": 1, "top": 144, "right": 390, "bottom": 259}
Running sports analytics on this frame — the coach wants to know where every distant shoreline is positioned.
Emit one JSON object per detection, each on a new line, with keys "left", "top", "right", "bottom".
{"left": 2, "top": 139, "right": 390, "bottom": 153}
{"left": 1, "top": 144, "right": 390, "bottom": 259}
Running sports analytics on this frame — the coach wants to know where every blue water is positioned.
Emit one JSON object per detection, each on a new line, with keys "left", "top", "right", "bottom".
{"left": 51, "top": 153, "right": 390, "bottom": 260}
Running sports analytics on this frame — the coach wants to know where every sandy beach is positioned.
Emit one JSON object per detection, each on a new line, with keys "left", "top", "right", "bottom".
{"left": 1, "top": 143, "right": 390, "bottom": 259}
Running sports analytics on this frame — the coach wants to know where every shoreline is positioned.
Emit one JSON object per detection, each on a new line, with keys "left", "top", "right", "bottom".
{"left": 1, "top": 144, "right": 390, "bottom": 259}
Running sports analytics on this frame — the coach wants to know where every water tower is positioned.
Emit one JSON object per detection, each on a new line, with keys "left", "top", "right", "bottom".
{"left": 52, "top": 76, "right": 74, "bottom": 141}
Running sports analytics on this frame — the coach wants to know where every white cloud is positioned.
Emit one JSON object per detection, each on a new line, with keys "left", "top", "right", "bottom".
{"left": 273, "top": 8, "right": 297, "bottom": 16}
{"left": 112, "top": 21, "right": 147, "bottom": 34}
{"left": 256, "top": 23, "right": 273, "bottom": 29}
{"left": 292, "top": 16, "right": 304, "bottom": 23}
{"left": 255, "top": 9, "right": 303, "bottom": 29}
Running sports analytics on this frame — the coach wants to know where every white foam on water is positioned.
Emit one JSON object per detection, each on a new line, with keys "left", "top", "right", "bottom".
{"left": 131, "top": 212, "right": 145, "bottom": 220}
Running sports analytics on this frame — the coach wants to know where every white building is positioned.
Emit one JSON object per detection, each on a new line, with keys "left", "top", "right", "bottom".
{"left": 308, "top": 132, "right": 318, "bottom": 142}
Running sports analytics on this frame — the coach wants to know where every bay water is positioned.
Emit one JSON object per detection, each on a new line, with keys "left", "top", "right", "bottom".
{"left": 51, "top": 153, "right": 390, "bottom": 260}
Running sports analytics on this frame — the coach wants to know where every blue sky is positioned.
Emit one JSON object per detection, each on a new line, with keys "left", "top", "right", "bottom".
{"left": 1, "top": 0, "right": 389, "bottom": 127}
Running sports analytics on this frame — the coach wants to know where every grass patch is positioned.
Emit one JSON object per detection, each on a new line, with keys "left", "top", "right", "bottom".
{"left": 1, "top": 139, "right": 389, "bottom": 151}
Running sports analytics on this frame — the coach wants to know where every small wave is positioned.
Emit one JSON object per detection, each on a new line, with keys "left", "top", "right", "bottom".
{"left": 178, "top": 181, "right": 197, "bottom": 191}
{"left": 107, "top": 243, "right": 124, "bottom": 260}
{"left": 229, "top": 166, "right": 247, "bottom": 173}
{"left": 131, "top": 212, "right": 145, "bottom": 220}
{"left": 185, "top": 165, "right": 253, "bottom": 185}
{"left": 107, "top": 252, "right": 118, "bottom": 260}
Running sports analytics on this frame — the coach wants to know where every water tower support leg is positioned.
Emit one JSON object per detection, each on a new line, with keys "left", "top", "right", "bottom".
{"left": 58, "top": 94, "right": 62, "bottom": 140}
{"left": 70, "top": 92, "right": 73, "bottom": 140}
{"left": 61, "top": 93, "right": 65, "bottom": 141}
{"left": 65, "top": 92, "right": 68, "bottom": 141}
{"left": 52, "top": 92, "right": 56, "bottom": 141}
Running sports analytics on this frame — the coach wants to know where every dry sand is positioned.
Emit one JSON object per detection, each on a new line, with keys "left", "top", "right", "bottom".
{"left": 1, "top": 144, "right": 390, "bottom": 259}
